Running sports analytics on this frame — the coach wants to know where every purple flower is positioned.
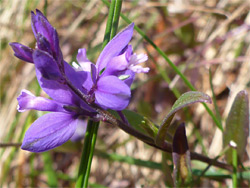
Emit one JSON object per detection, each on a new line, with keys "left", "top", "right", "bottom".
{"left": 17, "top": 51, "right": 95, "bottom": 152}
{"left": 74, "top": 24, "right": 149, "bottom": 110}
{"left": 10, "top": 10, "right": 95, "bottom": 152}
{"left": 10, "top": 9, "right": 149, "bottom": 152}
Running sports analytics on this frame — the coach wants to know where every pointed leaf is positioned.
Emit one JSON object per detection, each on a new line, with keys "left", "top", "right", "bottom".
{"left": 172, "top": 123, "right": 192, "bottom": 187}
{"left": 156, "top": 91, "right": 212, "bottom": 146}
{"left": 223, "top": 90, "right": 249, "bottom": 164}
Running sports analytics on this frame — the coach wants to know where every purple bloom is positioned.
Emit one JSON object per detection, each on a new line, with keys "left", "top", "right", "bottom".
{"left": 11, "top": 10, "right": 95, "bottom": 152}
{"left": 75, "top": 24, "right": 149, "bottom": 110}
{"left": 17, "top": 51, "right": 95, "bottom": 152}
{"left": 10, "top": 9, "right": 149, "bottom": 152}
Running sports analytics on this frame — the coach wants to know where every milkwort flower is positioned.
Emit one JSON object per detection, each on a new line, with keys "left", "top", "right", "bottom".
{"left": 10, "top": 9, "right": 149, "bottom": 152}
{"left": 74, "top": 23, "right": 149, "bottom": 110}
{"left": 10, "top": 10, "right": 95, "bottom": 152}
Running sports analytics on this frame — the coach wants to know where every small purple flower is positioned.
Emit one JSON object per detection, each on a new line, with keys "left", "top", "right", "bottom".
{"left": 16, "top": 50, "right": 96, "bottom": 152}
{"left": 75, "top": 24, "right": 149, "bottom": 110}
{"left": 10, "top": 10, "right": 95, "bottom": 152}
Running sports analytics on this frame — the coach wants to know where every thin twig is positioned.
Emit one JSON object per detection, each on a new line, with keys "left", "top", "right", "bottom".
{"left": 0, "top": 143, "right": 22, "bottom": 147}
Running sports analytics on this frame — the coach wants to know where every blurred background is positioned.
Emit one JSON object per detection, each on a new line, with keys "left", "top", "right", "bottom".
{"left": 0, "top": 0, "right": 250, "bottom": 187}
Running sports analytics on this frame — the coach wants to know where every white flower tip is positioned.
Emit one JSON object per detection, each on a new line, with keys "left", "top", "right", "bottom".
{"left": 129, "top": 65, "right": 150, "bottom": 73}
{"left": 129, "top": 53, "right": 148, "bottom": 65}
{"left": 229, "top": 140, "right": 237, "bottom": 148}
{"left": 138, "top": 53, "right": 148, "bottom": 63}
{"left": 142, "top": 67, "right": 150, "bottom": 73}
{"left": 128, "top": 53, "right": 149, "bottom": 73}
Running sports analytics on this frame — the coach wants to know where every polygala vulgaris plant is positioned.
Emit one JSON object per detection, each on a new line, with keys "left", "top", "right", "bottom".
{"left": 10, "top": 9, "right": 149, "bottom": 152}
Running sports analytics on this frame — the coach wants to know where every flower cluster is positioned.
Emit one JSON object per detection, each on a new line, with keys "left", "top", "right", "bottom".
{"left": 10, "top": 10, "right": 149, "bottom": 152}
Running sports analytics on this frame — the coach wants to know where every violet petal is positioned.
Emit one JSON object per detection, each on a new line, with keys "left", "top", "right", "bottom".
{"left": 76, "top": 48, "right": 92, "bottom": 72}
{"left": 33, "top": 50, "right": 63, "bottom": 81}
{"left": 101, "top": 52, "right": 128, "bottom": 77}
{"left": 31, "top": 9, "right": 62, "bottom": 64}
{"left": 95, "top": 76, "right": 131, "bottom": 110}
{"left": 121, "top": 69, "right": 135, "bottom": 87}
{"left": 33, "top": 50, "right": 94, "bottom": 113}
{"left": 91, "top": 64, "right": 97, "bottom": 84}
{"left": 21, "top": 112, "right": 78, "bottom": 152}
{"left": 33, "top": 50, "right": 76, "bottom": 105}
{"left": 17, "top": 89, "right": 66, "bottom": 113}
{"left": 36, "top": 33, "right": 53, "bottom": 55}
{"left": 9, "top": 42, "right": 34, "bottom": 63}
{"left": 96, "top": 23, "right": 134, "bottom": 73}
{"left": 70, "top": 118, "right": 87, "bottom": 142}
{"left": 64, "top": 61, "right": 96, "bottom": 112}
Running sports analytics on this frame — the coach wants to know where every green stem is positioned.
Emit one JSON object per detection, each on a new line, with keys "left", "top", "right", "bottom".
{"left": 209, "top": 68, "right": 222, "bottom": 124}
{"left": 76, "top": 1, "right": 123, "bottom": 187}
{"left": 101, "top": 0, "right": 223, "bottom": 131}
{"left": 102, "top": 0, "right": 116, "bottom": 48}
{"left": 232, "top": 146, "right": 238, "bottom": 188}
{"left": 110, "top": 0, "right": 122, "bottom": 39}
{"left": 76, "top": 120, "right": 99, "bottom": 188}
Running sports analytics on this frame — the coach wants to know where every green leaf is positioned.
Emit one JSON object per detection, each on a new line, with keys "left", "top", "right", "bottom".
{"left": 172, "top": 123, "right": 192, "bottom": 187}
{"left": 110, "top": 110, "right": 158, "bottom": 137}
{"left": 223, "top": 90, "right": 249, "bottom": 164}
{"left": 156, "top": 91, "right": 212, "bottom": 146}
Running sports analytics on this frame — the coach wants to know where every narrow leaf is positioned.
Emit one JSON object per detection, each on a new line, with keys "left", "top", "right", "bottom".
{"left": 223, "top": 90, "right": 249, "bottom": 164}
{"left": 156, "top": 91, "right": 212, "bottom": 146}
{"left": 172, "top": 123, "right": 192, "bottom": 187}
